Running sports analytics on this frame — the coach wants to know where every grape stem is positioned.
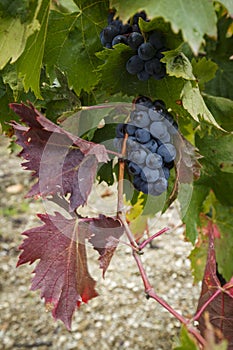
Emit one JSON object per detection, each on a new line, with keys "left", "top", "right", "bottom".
{"left": 116, "top": 133, "right": 207, "bottom": 349}
{"left": 118, "top": 212, "right": 207, "bottom": 348}
{"left": 138, "top": 227, "right": 170, "bottom": 250}
{"left": 122, "top": 215, "right": 207, "bottom": 348}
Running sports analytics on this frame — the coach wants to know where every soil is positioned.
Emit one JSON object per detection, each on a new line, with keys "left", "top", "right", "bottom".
{"left": 0, "top": 134, "right": 201, "bottom": 350}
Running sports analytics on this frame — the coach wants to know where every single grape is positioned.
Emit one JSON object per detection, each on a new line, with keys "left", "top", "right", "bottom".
{"left": 145, "top": 153, "right": 163, "bottom": 169}
{"left": 134, "top": 97, "right": 154, "bottom": 112}
{"left": 128, "top": 149, "right": 147, "bottom": 165}
{"left": 157, "top": 143, "right": 177, "bottom": 163}
{"left": 150, "top": 121, "right": 168, "bottom": 139}
{"left": 153, "top": 99, "right": 166, "bottom": 111}
{"left": 144, "top": 139, "right": 158, "bottom": 153}
{"left": 116, "top": 123, "right": 125, "bottom": 138}
{"left": 141, "top": 166, "right": 160, "bottom": 182}
{"left": 128, "top": 32, "right": 144, "bottom": 50}
{"left": 164, "top": 160, "right": 174, "bottom": 170}
{"left": 168, "top": 121, "right": 179, "bottom": 135}
{"left": 133, "top": 175, "right": 147, "bottom": 192}
{"left": 132, "top": 24, "right": 140, "bottom": 32}
{"left": 159, "top": 132, "right": 171, "bottom": 144}
{"left": 102, "top": 25, "right": 120, "bottom": 43}
{"left": 126, "top": 137, "right": 140, "bottom": 152}
{"left": 138, "top": 42, "right": 156, "bottom": 61}
{"left": 135, "top": 128, "right": 151, "bottom": 143}
{"left": 112, "top": 35, "right": 128, "bottom": 46}
{"left": 105, "top": 42, "right": 112, "bottom": 49}
{"left": 126, "top": 55, "right": 144, "bottom": 75}
{"left": 128, "top": 161, "right": 141, "bottom": 175}
{"left": 153, "top": 63, "right": 166, "bottom": 80}
{"left": 140, "top": 181, "right": 149, "bottom": 194}
{"left": 100, "top": 31, "right": 107, "bottom": 46}
{"left": 130, "top": 110, "right": 150, "bottom": 128}
{"left": 149, "top": 31, "right": 165, "bottom": 50}
{"left": 137, "top": 70, "right": 151, "bottom": 81}
{"left": 132, "top": 11, "right": 147, "bottom": 25}
{"left": 153, "top": 177, "right": 168, "bottom": 194}
{"left": 120, "top": 23, "right": 132, "bottom": 34}
{"left": 148, "top": 108, "right": 164, "bottom": 121}
{"left": 145, "top": 58, "right": 161, "bottom": 75}
{"left": 125, "top": 124, "right": 137, "bottom": 136}
{"left": 155, "top": 47, "right": 166, "bottom": 60}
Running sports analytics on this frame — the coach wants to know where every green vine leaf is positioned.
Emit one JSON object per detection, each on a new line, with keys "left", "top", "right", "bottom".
{"left": 161, "top": 50, "right": 195, "bottom": 80}
{"left": 0, "top": 3, "right": 40, "bottom": 70}
{"left": 191, "top": 57, "right": 218, "bottom": 87}
{"left": 181, "top": 81, "right": 223, "bottom": 129}
{"left": 44, "top": 1, "right": 108, "bottom": 96}
{"left": 16, "top": 0, "right": 50, "bottom": 98}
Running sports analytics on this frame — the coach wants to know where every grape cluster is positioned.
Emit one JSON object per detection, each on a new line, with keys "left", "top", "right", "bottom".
{"left": 114, "top": 96, "right": 178, "bottom": 196}
{"left": 100, "top": 10, "right": 167, "bottom": 81}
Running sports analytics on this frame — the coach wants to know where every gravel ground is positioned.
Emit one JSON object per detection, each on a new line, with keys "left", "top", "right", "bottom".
{"left": 0, "top": 134, "right": 201, "bottom": 350}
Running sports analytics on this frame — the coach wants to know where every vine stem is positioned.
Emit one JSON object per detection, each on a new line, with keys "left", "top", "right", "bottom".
{"left": 115, "top": 129, "right": 207, "bottom": 349}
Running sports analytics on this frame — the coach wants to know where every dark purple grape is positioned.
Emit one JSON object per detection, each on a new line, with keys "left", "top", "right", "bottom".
{"left": 148, "top": 31, "right": 165, "bottom": 50}
{"left": 135, "top": 128, "right": 151, "bottom": 143}
{"left": 132, "top": 11, "right": 147, "bottom": 25}
{"left": 141, "top": 166, "right": 160, "bottom": 182}
{"left": 152, "top": 64, "right": 166, "bottom": 80}
{"left": 153, "top": 177, "right": 168, "bottom": 194}
{"left": 121, "top": 23, "right": 132, "bottom": 34}
{"left": 144, "top": 139, "right": 158, "bottom": 153}
{"left": 148, "top": 108, "right": 164, "bottom": 121}
{"left": 125, "top": 124, "right": 137, "bottom": 136}
{"left": 130, "top": 110, "right": 150, "bottom": 128}
{"left": 146, "top": 153, "right": 163, "bottom": 169}
{"left": 137, "top": 69, "right": 150, "bottom": 81}
{"left": 138, "top": 42, "right": 156, "bottom": 61}
{"left": 134, "top": 96, "right": 154, "bottom": 110}
{"left": 128, "top": 149, "right": 147, "bottom": 164}
{"left": 145, "top": 58, "right": 163, "bottom": 75}
{"left": 128, "top": 32, "right": 144, "bottom": 50}
{"left": 150, "top": 121, "right": 168, "bottom": 139}
{"left": 112, "top": 35, "right": 128, "bottom": 46}
{"left": 126, "top": 55, "right": 144, "bottom": 74}
{"left": 116, "top": 123, "right": 125, "bottom": 138}
{"left": 153, "top": 99, "right": 166, "bottom": 111}
{"left": 157, "top": 143, "right": 177, "bottom": 163}
{"left": 128, "top": 161, "right": 141, "bottom": 175}
{"left": 102, "top": 25, "right": 120, "bottom": 43}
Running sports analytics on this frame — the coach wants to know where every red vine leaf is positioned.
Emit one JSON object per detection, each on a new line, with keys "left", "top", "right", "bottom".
{"left": 196, "top": 221, "right": 233, "bottom": 348}
{"left": 9, "top": 103, "right": 108, "bottom": 210}
{"left": 17, "top": 212, "right": 98, "bottom": 330}
{"left": 86, "top": 215, "right": 124, "bottom": 277}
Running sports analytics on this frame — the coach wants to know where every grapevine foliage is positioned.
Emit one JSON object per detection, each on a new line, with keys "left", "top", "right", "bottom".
{"left": 0, "top": 1, "right": 233, "bottom": 349}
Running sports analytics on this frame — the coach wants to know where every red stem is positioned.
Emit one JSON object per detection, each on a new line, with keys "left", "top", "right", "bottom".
{"left": 139, "top": 227, "right": 170, "bottom": 250}
{"left": 115, "top": 127, "right": 206, "bottom": 348}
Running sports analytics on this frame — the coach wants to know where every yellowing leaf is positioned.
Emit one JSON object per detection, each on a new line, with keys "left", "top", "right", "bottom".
{"left": 0, "top": 16, "right": 40, "bottom": 70}
{"left": 181, "top": 81, "right": 223, "bottom": 129}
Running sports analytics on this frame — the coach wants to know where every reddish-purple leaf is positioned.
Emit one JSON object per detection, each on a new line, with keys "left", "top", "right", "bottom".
{"left": 196, "top": 222, "right": 233, "bottom": 349}
{"left": 17, "top": 212, "right": 98, "bottom": 330}
{"left": 10, "top": 103, "right": 109, "bottom": 162}
{"left": 85, "top": 215, "right": 124, "bottom": 277}
{"left": 9, "top": 103, "right": 108, "bottom": 210}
